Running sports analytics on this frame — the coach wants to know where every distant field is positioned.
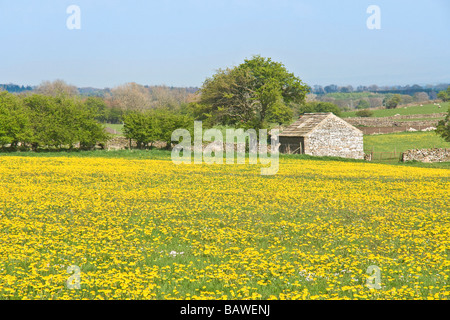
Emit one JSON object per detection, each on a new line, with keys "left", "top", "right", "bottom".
{"left": 342, "top": 102, "right": 449, "bottom": 118}
{"left": 364, "top": 131, "right": 450, "bottom": 154}
{"left": 103, "top": 123, "right": 124, "bottom": 134}
{"left": 389, "top": 118, "right": 446, "bottom": 122}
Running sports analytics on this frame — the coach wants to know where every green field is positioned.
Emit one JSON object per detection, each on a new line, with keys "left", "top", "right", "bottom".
{"left": 342, "top": 102, "right": 449, "bottom": 118}
{"left": 364, "top": 131, "right": 450, "bottom": 154}
{"left": 362, "top": 131, "right": 450, "bottom": 166}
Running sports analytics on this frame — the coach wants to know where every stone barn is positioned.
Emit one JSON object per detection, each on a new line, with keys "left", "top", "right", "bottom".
{"left": 279, "top": 112, "right": 364, "bottom": 159}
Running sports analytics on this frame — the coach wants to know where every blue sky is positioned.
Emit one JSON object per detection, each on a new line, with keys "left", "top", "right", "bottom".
{"left": 0, "top": 0, "right": 449, "bottom": 88}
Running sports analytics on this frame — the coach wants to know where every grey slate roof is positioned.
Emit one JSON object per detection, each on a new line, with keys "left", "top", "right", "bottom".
{"left": 279, "top": 113, "right": 333, "bottom": 137}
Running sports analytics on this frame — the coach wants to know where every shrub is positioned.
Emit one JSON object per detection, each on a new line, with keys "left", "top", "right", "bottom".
{"left": 384, "top": 94, "right": 402, "bottom": 109}
{"left": 123, "top": 109, "right": 193, "bottom": 149}
{"left": 355, "top": 109, "right": 374, "bottom": 117}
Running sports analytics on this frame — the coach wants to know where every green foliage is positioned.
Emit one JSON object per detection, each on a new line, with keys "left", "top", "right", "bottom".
{"left": 123, "top": 112, "right": 157, "bottom": 149}
{"left": 199, "top": 55, "right": 309, "bottom": 128}
{"left": 186, "top": 102, "right": 216, "bottom": 128}
{"left": 437, "top": 86, "right": 450, "bottom": 102}
{"left": 0, "top": 92, "right": 31, "bottom": 147}
{"left": 436, "top": 111, "right": 450, "bottom": 142}
{"left": 0, "top": 93, "right": 108, "bottom": 150}
{"left": 76, "top": 100, "right": 110, "bottom": 149}
{"left": 23, "top": 94, "right": 61, "bottom": 148}
{"left": 384, "top": 94, "right": 402, "bottom": 109}
{"left": 155, "top": 110, "right": 193, "bottom": 146}
{"left": 355, "top": 109, "right": 374, "bottom": 117}
{"left": 85, "top": 97, "right": 107, "bottom": 122}
{"left": 240, "top": 55, "right": 309, "bottom": 105}
{"left": 314, "top": 102, "right": 342, "bottom": 116}
{"left": 356, "top": 99, "right": 370, "bottom": 110}
{"left": 265, "top": 100, "right": 294, "bottom": 125}
{"left": 84, "top": 97, "right": 124, "bottom": 124}
{"left": 123, "top": 109, "right": 193, "bottom": 149}
{"left": 107, "top": 107, "right": 125, "bottom": 124}
{"left": 296, "top": 102, "right": 341, "bottom": 117}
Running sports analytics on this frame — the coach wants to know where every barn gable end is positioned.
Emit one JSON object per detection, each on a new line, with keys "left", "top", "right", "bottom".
{"left": 305, "top": 113, "right": 364, "bottom": 159}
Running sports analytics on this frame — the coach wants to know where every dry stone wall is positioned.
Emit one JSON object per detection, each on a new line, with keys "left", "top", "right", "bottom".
{"left": 102, "top": 137, "right": 271, "bottom": 153}
{"left": 401, "top": 148, "right": 450, "bottom": 163}
{"left": 389, "top": 113, "right": 447, "bottom": 119}
{"left": 344, "top": 118, "right": 441, "bottom": 128}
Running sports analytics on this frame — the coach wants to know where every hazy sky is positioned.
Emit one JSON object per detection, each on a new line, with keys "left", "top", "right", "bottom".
{"left": 0, "top": 0, "right": 449, "bottom": 88}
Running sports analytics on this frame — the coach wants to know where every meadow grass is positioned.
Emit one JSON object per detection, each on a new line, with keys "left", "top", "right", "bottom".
{"left": 1, "top": 135, "right": 449, "bottom": 169}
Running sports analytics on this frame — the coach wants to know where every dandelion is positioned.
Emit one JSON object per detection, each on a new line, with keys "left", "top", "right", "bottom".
{"left": 0, "top": 156, "right": 447, "bottom": 300}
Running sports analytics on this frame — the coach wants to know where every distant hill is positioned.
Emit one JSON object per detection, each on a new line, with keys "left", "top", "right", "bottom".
{"left": 0, "top": 83, "right": 35, "bottom": 93}
{"left": 78, "top": 87, "right": 112, "bottom": 97}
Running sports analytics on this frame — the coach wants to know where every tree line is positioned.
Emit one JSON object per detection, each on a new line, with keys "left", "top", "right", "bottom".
{"left": 311, "top": 91, "right": 436, "bottom": 111}
{"left": 311, "top": 83, "right": 449, "bottom": 95}
{"left": 2, "top": 59, "right": 449, "bottom": 152}
{"left": 0, "top": 89, "right": 198, "bottom": 151}
{"left": 0, "top": 91, "right": 108, "bottom": 150}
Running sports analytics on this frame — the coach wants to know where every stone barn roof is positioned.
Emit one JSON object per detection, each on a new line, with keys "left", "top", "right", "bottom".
{"left": 279, "top": 112, "right": 361, "bottom": 137}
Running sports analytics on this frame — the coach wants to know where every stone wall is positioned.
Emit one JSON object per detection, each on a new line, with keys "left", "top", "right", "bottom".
{"left": 103, "top": 137, "right": 172, "bottom": 150}
{"left": 103, "top": 136, "right": 137, "bottom": 150}
{"left": 358, "top": 125, "right": 438, "bottom": 135}
{"left": 345, "top": 112, "right": 446, "bottom": 125}
{"left": 102, "top": 138, "right": 277, "bottom": 153}
{"left": 401, "top": 148, "right": 450, "bottom": 163}
{"left": 383, "top": 113, "right": 446, "bottom": 120}
{"left": 344, "top": 118, "right": 441, "bottom": 128}
{"left": 305, "top": 117, "right": 364, "bottom": 159}
{"left": 184, "top": 141, "right": 276, "bottom": 153}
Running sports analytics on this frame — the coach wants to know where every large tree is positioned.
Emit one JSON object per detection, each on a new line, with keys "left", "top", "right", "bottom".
{"left": 111, "top": 82, "right": 151, "bottom": 112}
{"left": 198, "top": 55, "right": 309, "bottom": 128}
